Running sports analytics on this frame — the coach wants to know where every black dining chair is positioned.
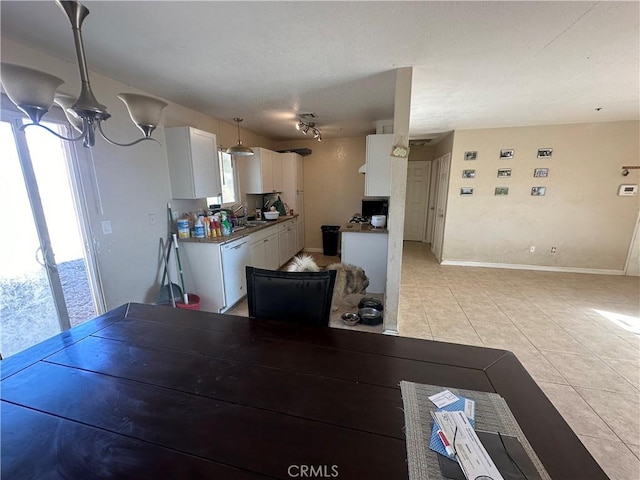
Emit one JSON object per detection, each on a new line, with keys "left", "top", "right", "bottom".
{"left": 245, "top": 266, "right": 337, "bottom": 326}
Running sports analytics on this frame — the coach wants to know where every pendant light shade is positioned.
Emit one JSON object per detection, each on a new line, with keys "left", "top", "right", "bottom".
{"left": 118, "top": 93, "right": 168, "bottom": 138}
{"left": 54, "top": 93, "right": 83, "bottom": 132}
{"left": 1, "top": 63, "right": 65, "bottom": 124}
{"left": 226, "top": 118, "right": 254, "bottom": 156}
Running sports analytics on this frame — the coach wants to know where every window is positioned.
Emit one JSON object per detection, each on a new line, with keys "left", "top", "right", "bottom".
{"left": 208, "top": 149, "right": 237, "bottom": 206}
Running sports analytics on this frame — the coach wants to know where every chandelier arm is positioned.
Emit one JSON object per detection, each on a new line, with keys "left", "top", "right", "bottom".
{"left": 96, "top": 121, "right": 159, "bottom": 147}
{"left": 19, "top": 122, "right": 87, "bottom": 142}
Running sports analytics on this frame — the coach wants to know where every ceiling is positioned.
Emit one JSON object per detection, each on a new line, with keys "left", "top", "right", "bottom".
{"left": 1, "top": 1, "right": 638, "bottom": 141}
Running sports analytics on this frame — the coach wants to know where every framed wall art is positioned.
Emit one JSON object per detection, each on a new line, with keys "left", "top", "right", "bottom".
{"left": 460, "top": 187, "right": 474, "bottom": 196}
{"left": 462, "top": 169, "right": 476, "bottom": 178}
{"left": 537, "top": 148, "right": 553, "bottom": 158}
{"left": 495, "top": 187, "right": 509, "bottom": 196}
{"left": 497, "top": 168, "right": 511, "bottom": 178}
{"left": 533, "top": 168, "right": 549, "bottom": 178}
{"left": 464, "top": 151, "right": 478, "bottom": 161}
{"left": 500, "top": 149, "right": 514, "bottom": 159}
{"left": 531, "top": 186, "right": 546, "bottom": 196}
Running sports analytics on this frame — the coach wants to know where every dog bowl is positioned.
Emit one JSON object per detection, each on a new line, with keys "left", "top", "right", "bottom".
{"left": 264, "top": 211, "right": 279, "bottom": 220}
{"left": 358, "top": 297, "right": 383, "bottom": 311}
{"left": 341, "top": 312, "right": 360, "bottom": 326}
{"left": 358, "top": 307, "right": 383, "bottom": 326}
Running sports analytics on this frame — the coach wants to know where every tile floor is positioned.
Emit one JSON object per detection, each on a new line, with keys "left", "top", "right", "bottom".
{"left": 398, "top": 241, "right": 640, "bottom": 480}
{"left": 229, "top": 243, "right": 640, "bottom": 479}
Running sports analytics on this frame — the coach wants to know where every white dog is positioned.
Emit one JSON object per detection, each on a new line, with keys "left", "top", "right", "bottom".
{"left": 286, "top": 254, "right": 320, "bottom": 272}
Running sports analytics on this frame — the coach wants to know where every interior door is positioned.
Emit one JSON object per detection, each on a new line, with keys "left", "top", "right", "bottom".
{"left": 431, "top": 153, "right": 451, "bottom": 262}
{"left": 403, "top": 161, "right": 430, "bottom": 241}
{"left": 426, "top": 160, "right": 439, "bottom": 243}
{"left": 0, "top": 115, "right": 99, "bottom": 358}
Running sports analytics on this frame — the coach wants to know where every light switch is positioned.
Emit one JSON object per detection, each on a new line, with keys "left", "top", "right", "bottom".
{"left": 101, "top": 220, "right": 112, "bottom": 235}
{"left": 148, "top": 213, "right": 157, "bottom": 225}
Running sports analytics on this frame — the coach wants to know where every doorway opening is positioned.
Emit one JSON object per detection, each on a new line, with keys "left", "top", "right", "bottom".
{"left": 0, "top": 114, "right": 103, "bottom": 358}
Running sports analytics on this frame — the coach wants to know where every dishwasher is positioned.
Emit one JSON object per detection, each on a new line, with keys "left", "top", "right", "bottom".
{"left": 220, "top": 237, "right": 251, "bottom": 311}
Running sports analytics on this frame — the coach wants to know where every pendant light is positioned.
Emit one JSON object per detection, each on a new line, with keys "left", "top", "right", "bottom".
{"left": 0, "top": 1, "right": 167, "bottom": 148}
{"left": 226, "top": 118, "right": 254, "bottom": 156}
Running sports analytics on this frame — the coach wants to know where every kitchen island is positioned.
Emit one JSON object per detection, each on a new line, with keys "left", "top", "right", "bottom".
{"left": 340, "top": 223, "right": 388, "bottom": 294}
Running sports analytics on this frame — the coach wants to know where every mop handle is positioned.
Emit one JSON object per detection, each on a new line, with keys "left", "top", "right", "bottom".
{"left": 172, "top": 233, "right": 189, "bottom": 304}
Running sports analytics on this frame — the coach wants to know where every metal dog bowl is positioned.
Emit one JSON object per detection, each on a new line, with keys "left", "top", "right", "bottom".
{"left": 341, "top": 312, "right": 361, "bottom": 326}
{"left": 358, "top": 307, "right": 383, "bottom": 326}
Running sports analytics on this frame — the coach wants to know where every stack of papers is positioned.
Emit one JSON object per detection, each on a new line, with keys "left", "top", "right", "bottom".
{"left": 428, "top": 390, "right": 504, "bottom": 480}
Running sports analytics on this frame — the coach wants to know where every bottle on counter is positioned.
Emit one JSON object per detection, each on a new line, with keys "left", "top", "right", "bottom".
{"left": 194, "top": 215, "right": 206, "bottom": 238}
{"left": 220, "top": 211, "right": 232, "bottom": 236}
{"left": 177, "top": 218, "right": 190, "bottom": 239}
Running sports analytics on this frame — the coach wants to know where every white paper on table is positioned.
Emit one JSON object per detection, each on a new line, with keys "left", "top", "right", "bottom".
{"left": 433, "top": 410, "right": 504, "bottom": 480}
{"left": 428, "top": 389, "right": 459, "bottom": 408}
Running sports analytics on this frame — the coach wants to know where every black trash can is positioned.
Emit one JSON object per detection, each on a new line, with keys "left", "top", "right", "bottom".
{"left": 321, "top": 225, "right": 340, "bottom": 256}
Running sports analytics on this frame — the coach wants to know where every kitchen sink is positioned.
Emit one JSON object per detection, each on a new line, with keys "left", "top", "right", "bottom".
{"left": 246, "top": 220, "right": 269, "bottom": 226}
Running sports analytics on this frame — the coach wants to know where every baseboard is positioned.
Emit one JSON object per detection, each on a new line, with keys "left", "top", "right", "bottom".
{"left": 383, "top": 328, "right": 399, "bottom": 336}
{"left": 440, "top": 260, "right": 624, "bottom": 276}
{"left": 303, "top": 247, "right": 342, "bottom": 255}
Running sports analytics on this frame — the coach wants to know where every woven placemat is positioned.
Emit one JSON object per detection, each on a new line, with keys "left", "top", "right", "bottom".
{"left": 400, "top": 381, "right": 551, "bottom": 480}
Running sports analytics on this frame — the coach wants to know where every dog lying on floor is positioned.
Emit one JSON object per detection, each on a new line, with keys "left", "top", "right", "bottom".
{"left": 287, "top": 255, "right": 369, "bottom": 310}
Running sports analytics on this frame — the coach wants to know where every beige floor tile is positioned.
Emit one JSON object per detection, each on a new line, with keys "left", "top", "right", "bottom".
{"left": 579, "top": 435, "right": 640, "bottom": 480}
{"left": 512, "top": 350, "right": 568, "bottom": 384}
{"left": 472, "top": 321, "right": 537, "bottom": 352}
{"left": 574, "top": 333, "right": 640, "bottom": 360}
{"left": 574, "top": 387, "right": 640, "bottom": 445}
{"left": 519, "top": 329, "right": 592, "bottom": 355}
{"left": 628, "top": 442, "right": 640, "bottom": 461}
{"left": 599, "top": 357, "right": 640, "bottom": 389}
{"left": 541, "top": 351, "right": 636, "bottom": 393}
{"left": 537, "top": 382, "right": 618, "bottom": 441}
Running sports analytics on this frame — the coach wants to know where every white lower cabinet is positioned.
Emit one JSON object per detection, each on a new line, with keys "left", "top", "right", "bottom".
{"left": 179, "top": 242, "right": 226, "bottom": 313}
{"left": 250, "top": 230, "right": 279, "bottom": 270}
{"left": 296, "top": 219, "right": 305, "bottom": 253}
{"left": 277, "top": 218, "right": 298, "bottom": 267}
{"left": 221, "top": 238, "right": 251, "bottom": 310}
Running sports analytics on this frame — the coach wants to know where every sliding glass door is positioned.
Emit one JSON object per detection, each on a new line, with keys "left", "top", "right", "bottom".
{"left": 0, "top": 114, "right": 100, "bottom": 358}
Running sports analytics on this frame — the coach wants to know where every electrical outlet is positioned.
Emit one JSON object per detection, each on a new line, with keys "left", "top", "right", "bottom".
{"left": 530, "top": 246, "right": 535, "bottom": 253}
{"left": 551, "top": 246, "right": 557, "bottom": 254}
{"left": 101, "top": 220, "right": 112, "bottom": 235}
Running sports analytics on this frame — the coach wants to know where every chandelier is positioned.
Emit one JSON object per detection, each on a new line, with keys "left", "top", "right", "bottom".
{"left": 295, "top": 119, "right": 322, "bottom": 142}
{"left": 0, "top": 1, "right": 167, "bottom": 148}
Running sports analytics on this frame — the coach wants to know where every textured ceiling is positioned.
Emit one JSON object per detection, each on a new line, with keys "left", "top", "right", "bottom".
{"left": 1, "top": 1, "right": 638, "bottom": 141}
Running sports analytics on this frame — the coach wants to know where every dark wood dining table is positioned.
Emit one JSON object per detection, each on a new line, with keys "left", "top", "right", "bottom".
{"left": 1, "top": 303, "right": 606, "bottom": 479}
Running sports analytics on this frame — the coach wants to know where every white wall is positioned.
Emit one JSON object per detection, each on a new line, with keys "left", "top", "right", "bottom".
{"left": 2, "top": 38, "right": 272, "bottom": 309}
{"left": 442, "top": 121, "right": 640, "bottom": 272}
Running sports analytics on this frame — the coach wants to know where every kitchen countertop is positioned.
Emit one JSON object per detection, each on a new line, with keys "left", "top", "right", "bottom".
{"left": 179, "top": 214, "right": 299, "bottom": 245}
{"left": 340, "top": 223, "right": 388, "bottom": 234}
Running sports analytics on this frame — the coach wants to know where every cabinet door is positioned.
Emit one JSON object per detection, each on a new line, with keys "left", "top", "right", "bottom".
{"left": 287, "top": 222, "right": 297, "bottom": 259}
{"left": 264, "top": 233, "right": 279, "bottom": 270}
{"left": 271, "top": 151, "right": 283, "bottom": 193}
{"left": 278, "top": 228, "right": 288, "bottom": 267}
{"left": 190, "top": 129, "right": 222, "bottom": 198}
{"left": 296, "top": 219, "right": 305, "bottom": 253}
{"left": 365, "top": 134, "right": 393, "bottom": 197}
{"left": 241, "top": 148, "right": 273, "bottom": 194}
{"left": 165, "top": 127, "right": 221, "bottom": 199}
{"left": 250, "top": 240, "right": 265, "bottom": 269}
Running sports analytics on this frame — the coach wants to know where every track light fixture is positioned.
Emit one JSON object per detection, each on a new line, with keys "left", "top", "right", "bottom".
{"left": 295, "top": 119, "right": 322, "bottom": 142}
{"left": 0, "top": 0, "right": 167, "bottom": 148}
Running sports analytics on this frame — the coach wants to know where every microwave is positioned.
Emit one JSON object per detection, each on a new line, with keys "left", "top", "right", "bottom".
{"left": 361, "top": 198, "right": 388, "bottom": 218}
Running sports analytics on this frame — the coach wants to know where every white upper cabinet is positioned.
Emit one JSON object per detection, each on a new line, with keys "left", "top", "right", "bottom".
{"left": 364, "top": 134, "right": 393, "bottom": 197}
{"left": 281, "top": 152, "right": 304, "bottom": 216}
{"left": 241, "top": 148, "right": 283, "bottom": 194}
{"left": 165, "top": 126, "right": 221, "bottom": 199}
